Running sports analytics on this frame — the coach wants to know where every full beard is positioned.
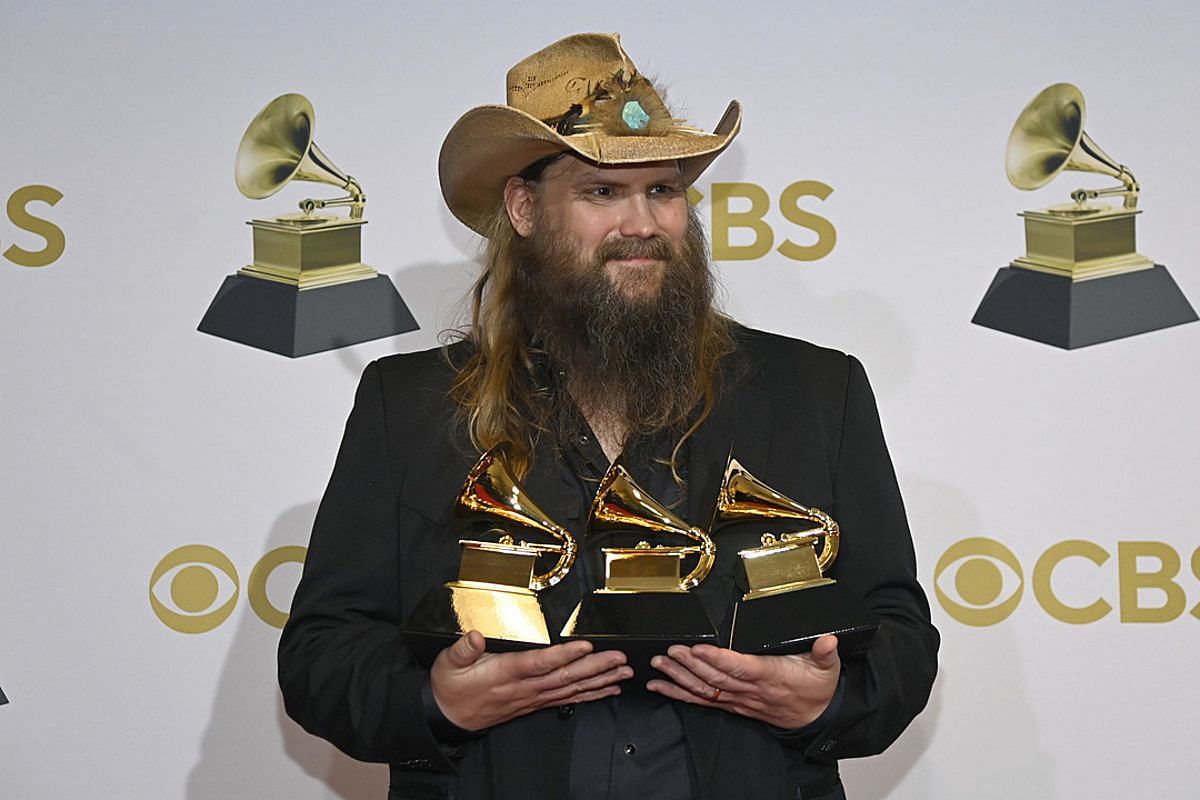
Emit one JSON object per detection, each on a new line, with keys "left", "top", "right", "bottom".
{"left": 514, "top": 211, "right": 718, "bottom": 444}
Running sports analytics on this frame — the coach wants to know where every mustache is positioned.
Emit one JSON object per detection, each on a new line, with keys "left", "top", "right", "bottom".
{"left": 595, "top": 236, "right": 677, "bottom": 264}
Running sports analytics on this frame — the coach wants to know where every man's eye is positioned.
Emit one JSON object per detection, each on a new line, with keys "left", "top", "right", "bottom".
{"left": 588, "top": 186, "right": 612, "bottom": 196}
{"left": 650, "top": 184, "right": 681, "bottom": 196}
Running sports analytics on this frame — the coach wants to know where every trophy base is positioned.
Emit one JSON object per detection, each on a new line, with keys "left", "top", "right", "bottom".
{"left": 972, "top": 264, "right": 1197, "bottom": 349}
{"left": 198, "top": 273, "right": 418, "bottom": 357}
{"left": 561, "top": 592, "right": 718, "bottom": 691}
{"left": 727, "top": 581, "right": 879, "bottom": 658}
{"left": 400, "top": 583, "right": 551, "bottom": 669}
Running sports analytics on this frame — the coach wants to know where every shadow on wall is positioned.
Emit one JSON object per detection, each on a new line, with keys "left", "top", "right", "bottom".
{"left": 186, "top": 502, "right": 388, "bottom": 800}
{"left": 838, "top": 474, "right": 1057, "bottom": 799}
{"left": 332, "top": 258, "right": 476, "bottom": 381}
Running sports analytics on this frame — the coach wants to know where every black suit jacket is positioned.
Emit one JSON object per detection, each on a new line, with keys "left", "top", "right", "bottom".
{"left": 279, "top": 326, "right": 939, "bottom": 800}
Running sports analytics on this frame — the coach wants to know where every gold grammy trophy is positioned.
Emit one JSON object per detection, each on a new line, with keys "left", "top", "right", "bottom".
{"left": 401, "top": 449, "right": 578, "bottom": 667}
{"left": 714, "top": 459, "right": 878, "bottom": 657}
{"left": 198, "top": 93, "right": 417, "bottom": 357}
{"left": 561, "top": 461, "right": 718, "bottom": 686}
{"left": 972, "top": 83, "right": 1196, "bottom": 348}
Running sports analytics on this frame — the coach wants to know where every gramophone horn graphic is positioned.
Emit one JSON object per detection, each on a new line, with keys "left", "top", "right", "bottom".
{"left": 401, "top": 449, "right": 578, "bottom": 667}
{"left": 198, "top": 93, "right": 418, "bottom": 357}
{"left": 713, "top": 458, "right": 877, "bottom": 657}
{"left": 561, "top": 460, "right": 718, "bottom": 687}
{"left": 972, "top": 83, "right": 1195, "bottom": 349}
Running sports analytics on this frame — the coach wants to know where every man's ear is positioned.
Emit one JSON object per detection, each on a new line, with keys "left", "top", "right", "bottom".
{"left": 503, "top": 177, "right": 536, "bottom": 238}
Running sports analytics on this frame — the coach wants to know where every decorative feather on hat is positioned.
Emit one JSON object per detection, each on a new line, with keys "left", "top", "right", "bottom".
{"left": 439, "top": 32, "right": 742, "bottom": 236}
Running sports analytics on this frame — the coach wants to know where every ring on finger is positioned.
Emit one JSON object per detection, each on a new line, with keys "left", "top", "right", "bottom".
{"left": 711, "top": 687, "right": 722, "bottom": 702}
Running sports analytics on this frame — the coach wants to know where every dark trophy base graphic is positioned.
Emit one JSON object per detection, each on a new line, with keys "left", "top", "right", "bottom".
{"left": 562, "top": 593, "right": 718, "bottom": 691}
{"left": 401, "top": 584, "right": 547, "bottom": 669}
{"left": 972, "top": 265, "right": 1197, "bottom": 349}
{"left": 728, "top": 582, "right": 879, "bottom": 659}
{"left": 0, "top": 684, "right": 7, "bottom": 706}
{"left": 198, "top": 274, "right": 418, "bottom": 357}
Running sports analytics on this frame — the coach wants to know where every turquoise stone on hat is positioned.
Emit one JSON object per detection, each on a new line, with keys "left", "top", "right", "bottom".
{"left": 622, "top": 100, "right": 651, "bottom": 130}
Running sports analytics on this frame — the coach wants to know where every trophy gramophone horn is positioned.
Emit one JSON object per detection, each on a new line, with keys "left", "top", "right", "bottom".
{"left": 1005, "top": 83, "right": 1138, "bottom": 209}
{"left": 590, "top": 462, "right": 715, "bottom": 591}
{"left": 456, "top": 449, "right": 577, "bottom": 591}
{"left": 713, "top": 458, "right": 839, "bottom": 572}
{"left": 235, "top": 93, "right": 366, "bottom": 218}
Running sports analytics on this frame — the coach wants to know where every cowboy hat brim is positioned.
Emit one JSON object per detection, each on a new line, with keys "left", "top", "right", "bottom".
{"left": 439, "top": 99, "right": 742, "bottom": 235}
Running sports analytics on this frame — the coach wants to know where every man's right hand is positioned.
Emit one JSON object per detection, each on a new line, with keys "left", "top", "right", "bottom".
{"left": 429, "top": 631, "right": 631, "bottom": 731}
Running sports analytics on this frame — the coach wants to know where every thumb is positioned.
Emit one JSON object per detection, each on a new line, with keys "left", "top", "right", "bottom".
{"left": 444, "top": 630, "right": 486, "bottom": 668}
{"left": 809, "top": 635, "right": 840, "bottom": 671}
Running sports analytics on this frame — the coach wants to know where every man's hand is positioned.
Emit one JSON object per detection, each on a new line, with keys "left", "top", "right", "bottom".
{"left": 646, "top": 635, "right": 841, "bottom": 730}
{"left": 430, "top": 631, "right": 632, "bottom": 731}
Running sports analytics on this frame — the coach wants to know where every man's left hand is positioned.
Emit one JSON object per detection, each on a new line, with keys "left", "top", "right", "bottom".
{"left": 646, "top": 635, "right": 841, "bottom": 730}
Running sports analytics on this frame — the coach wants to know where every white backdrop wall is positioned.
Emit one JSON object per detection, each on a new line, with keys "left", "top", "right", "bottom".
{"left": 2, "top": 2, "right": 1198, "bottom": 797}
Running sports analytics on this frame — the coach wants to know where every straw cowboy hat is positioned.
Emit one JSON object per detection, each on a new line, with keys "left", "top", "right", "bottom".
{"left": 439, "top": 32, "right": 742, "bottom": 235}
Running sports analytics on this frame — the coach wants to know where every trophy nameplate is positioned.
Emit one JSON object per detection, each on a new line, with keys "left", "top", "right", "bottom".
{"left": 401, "top": 450, "right": 577, "bottom": 668}
{"left": 973, "top": 83, "right": 1196, "bottom": 349}
{"left": 561, "top": 464, "right": 717, "bottom": 689}
{"left": 199, "top": 93, "right": 417, "bottom": 357}
{"left": 715, "top": 459, "right": 878, "bottom": 658}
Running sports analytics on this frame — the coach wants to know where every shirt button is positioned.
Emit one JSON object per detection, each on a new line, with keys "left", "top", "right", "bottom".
{"left": 557, "top": 704, "right": 576, "bottom": 720}
{"left": 624, "top": 744, "right": 636, "bottom": 756}
{"left": 819, "top": 739, "right": 837, "bottom": 753}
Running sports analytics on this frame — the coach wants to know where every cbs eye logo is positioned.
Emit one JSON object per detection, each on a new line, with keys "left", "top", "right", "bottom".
{"left": 935, "top": 536, "right": 1200, "bottom": 626}
{"left": 935, "top": 538, "right": 1025, "bottom": 626}
{"left": 150, "top": 544, "right": 306, "bottom": 633}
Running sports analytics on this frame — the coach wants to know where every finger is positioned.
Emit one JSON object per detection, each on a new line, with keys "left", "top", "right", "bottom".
{"left": 569, "top": 684, "right": 622, "bottom": 704}
{"left": 645, "top": 678, "right": 719, "bottom": 707}
{"left": 667, "top": 646, "right": 758, "bottom": 693}
{"left": 687, "top": 644, "right": 768, "bottom": 682}
{"left": 513, "top": 640, "right": 595, "bottom": 678}
{"left": 442, "top": 630, "right": 486, "bottom": 669}
{"left": 530, "top": 650, "right": 629, "bottom": 693}
{"left": 539, "top": 664, "right": 634, "bottom": 704}
{"left": 650, "top": 654, "right": 723, "bottom": 701}
{"left": 808, "top": 635, "right": 841, "bottom": 670}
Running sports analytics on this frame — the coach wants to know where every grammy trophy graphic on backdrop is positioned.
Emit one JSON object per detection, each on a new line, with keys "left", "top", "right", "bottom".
{"left": 198, "top": 94, "right": 418, "bottom": 357}
{"left": 973, "top": 83, "right": 1197, "bottom": 349}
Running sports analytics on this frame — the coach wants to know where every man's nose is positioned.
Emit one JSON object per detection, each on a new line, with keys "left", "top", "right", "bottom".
{"left": 617, "top": 196, "right": 659, "bottom": 239}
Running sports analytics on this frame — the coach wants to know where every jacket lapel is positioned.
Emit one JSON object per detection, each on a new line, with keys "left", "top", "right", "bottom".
{"left": 679, "top": 339, "right": 775, "bottom": 790}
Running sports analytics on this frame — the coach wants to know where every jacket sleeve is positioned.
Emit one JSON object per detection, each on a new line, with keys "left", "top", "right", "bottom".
{"left": 277, "top": 360, "right": 454, "bottom": 771}
{"left": 800, "top": 355, "right": 940, "bottom": 762}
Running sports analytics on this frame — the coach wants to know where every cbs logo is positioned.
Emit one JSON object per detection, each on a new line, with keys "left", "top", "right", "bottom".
{"left": 3, "top": 185, "right": 65, "bottom": 267}
{"left": 935, "top": 537, "right": 1200, "bottom": 626}
{"left": 689, "top": 180, "right": 836, "bottom": 262}
{"left": 149, "top": 544, "right": 306, "bottom": 633}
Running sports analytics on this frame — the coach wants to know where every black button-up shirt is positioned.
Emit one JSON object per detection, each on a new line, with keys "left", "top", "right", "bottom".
{"left": 559, "top": 425, "right": 695, "bottom": 800}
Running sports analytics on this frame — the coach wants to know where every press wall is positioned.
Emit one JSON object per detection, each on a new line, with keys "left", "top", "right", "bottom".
{"left": 2, "top": 2, "right": 1198, "bottom": 797}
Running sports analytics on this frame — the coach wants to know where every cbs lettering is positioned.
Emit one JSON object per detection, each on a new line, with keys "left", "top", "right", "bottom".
{"left": 150, "top": 544, "right": 306, "bottom": 633}
{"left": 936, "top": 537, "right": 1200, "bottom": 626}
{"left": 3, "top": 185, "right": 65, "bottom": 267}
{"left": 691, "top": 180, "right": 836, "bottom": 262}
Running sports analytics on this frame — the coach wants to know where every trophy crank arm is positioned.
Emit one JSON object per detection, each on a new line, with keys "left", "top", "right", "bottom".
{"left": 805, "top": 510, "right": 840, "bottom": 573}
{"left": 530, "top": 538, "right": 577, "bottom": 592}
{"left": 678, "top": 544, "right": 715, "bottom": 592}
{"left": 299, "top": 176, "right": 367, "bottom": 218}
{"left": 1070, "top": 167, "right": 1139, "bottom": 209}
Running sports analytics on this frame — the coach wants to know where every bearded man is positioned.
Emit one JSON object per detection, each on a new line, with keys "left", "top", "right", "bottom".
{"left": 279, "top": 32, "right": 939, "bottom": 800}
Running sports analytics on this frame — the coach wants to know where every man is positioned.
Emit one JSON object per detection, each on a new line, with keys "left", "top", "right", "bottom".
{"left": 279, "top": 32, "right": 939, "bottom": 800}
